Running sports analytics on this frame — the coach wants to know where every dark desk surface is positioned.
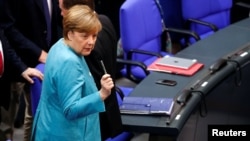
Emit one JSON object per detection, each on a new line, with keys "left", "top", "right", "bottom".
{"left": 232, "top": 17, "right": 250, "bottom": 30}
{"left": 121, "top": 18, "right": 250, "bottom": 137}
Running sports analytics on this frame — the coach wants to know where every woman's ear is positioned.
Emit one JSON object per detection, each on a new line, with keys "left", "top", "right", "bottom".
{"left": 67, "top": 30, "right": 73, "bottom": 41}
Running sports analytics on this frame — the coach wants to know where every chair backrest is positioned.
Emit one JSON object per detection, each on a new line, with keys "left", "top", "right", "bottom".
{"left": 119, "top": 0, "right": 171, "bottom": 81}
{"left": 120, "top": 0, "right": 164, "bottom": 62}
{"left": 158, "top": 0, "right": 184, "bottom": 40}
{"left": 182, "top": 0, "right": 232, "bottom": 39}
{"left": 30, "top": 63, "right": 45, "bottom": 116}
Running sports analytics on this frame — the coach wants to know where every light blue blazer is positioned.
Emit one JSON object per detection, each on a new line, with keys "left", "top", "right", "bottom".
{"left": 31, "top": 39, "right": 105, "bottom": 141}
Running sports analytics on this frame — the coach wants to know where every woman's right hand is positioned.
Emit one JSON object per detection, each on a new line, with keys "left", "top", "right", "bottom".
{"left": 99, "top": 74, "right": 114, "bottom": 100}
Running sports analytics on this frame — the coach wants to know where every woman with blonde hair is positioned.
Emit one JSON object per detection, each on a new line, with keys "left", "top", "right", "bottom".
{"left": 31, "top": 5, "right": 114, "bottom": 141}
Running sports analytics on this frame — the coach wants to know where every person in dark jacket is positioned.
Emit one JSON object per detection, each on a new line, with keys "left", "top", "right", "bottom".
{"left": 0, "top": 0, "right": 62, "bottom": 140}
{"left": 0, "top": 27, "right": 43, "bottom": 140}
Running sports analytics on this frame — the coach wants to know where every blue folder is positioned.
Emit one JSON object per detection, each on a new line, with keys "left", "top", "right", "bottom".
{"left": 119, "top": 97, "right": 174, "bottom": 116}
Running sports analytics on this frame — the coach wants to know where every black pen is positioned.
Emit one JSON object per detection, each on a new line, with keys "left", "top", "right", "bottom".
{"left": 100, "top": 60, "right": 107, "bottom": 74}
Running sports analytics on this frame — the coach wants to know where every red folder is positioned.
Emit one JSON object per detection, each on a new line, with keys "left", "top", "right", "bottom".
{"left": 147, "top": 58, "right": 204, "bottom": 76}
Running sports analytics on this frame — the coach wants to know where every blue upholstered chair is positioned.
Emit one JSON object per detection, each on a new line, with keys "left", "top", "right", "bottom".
{"left": 119, "top": 0, "right": 171, "bottom": 82}
{"left": 119, "top": 0, "right": 201, "bottom": 82}
{"left": 115, "top": 82, "right": 134, "bottom": 106}
{"left": 105, "top": 132, "right": 133, "bottom": 141}
{"left": 157, "top": 0, "right": 185, "bottom": 44}
{"left": 30, "top": 63, "right": 45, "bottom": 116}
{"left": 181, "top": 0, "right": 233, "bottom": 43}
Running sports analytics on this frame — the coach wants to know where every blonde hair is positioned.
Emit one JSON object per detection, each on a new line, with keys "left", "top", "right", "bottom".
{"left": 63, "top": 5, "right": 102, "bottom": 40}
{"left": 63, "top": 0, "right": 95, "bottom": 10}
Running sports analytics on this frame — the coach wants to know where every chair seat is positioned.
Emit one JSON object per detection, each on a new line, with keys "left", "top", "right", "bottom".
{"left": 116, "top": 86, "right": 133, "bottom": 105}
{"left": 119, "top": 0, "right": 172, "bottom": 82}
{"left": 120, "top": 51, "right": 168, "bottom": 79}
{"left": 30, "top": 63, "right": 45, "bottom": 116}
{"left": 105, "top": 132, "right": 133, "bottom": 141}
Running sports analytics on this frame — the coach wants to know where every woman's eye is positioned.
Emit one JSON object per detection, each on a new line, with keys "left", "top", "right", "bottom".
{"left": 80, "top": 34, "right": 88, "bottom": 37}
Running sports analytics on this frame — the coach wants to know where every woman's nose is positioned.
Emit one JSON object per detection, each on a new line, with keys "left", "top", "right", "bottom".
{"left": 87, "top": 37, "right": 95, "bottom": 44}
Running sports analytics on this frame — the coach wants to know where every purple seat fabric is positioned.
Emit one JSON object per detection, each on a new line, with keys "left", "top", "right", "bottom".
{"left": 116, "top": 86, "right": 133, "bottom": 106}
{"left": 182, "top": 0, "right": 233, "bottom": 43}
{"left": 158, "top": 0, "right": 184, "bottom": 41}
{"left": 30, "top": 63, "right": 45, "bottom": 116}
{"left": 105, "top": 132, "right": 133, "bottom": 141}
{"left": 119, "top": 0, "right": 170, "bottom": 80}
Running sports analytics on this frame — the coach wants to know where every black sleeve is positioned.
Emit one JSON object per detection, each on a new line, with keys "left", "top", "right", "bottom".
{"left": 0, "top": 28, "right": 27, "bottom": 77}
{"left": 0, "top": 0, "right": 42, "bottom": 66}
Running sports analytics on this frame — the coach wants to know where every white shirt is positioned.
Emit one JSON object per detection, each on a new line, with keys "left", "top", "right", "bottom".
{"left": 47, "top": 0, "right": 52, "bottom": 20}
{"left": 0, "top": 40, "right": 4, "bottom": 77}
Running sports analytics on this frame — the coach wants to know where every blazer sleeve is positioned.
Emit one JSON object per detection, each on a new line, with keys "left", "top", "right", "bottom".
{"left": 0, "top": 29, "right": 27, "bottom": 76}
{"left": 0, "top": 0, "right": 42, "bottom": 64}
{"left": 55, "top": 58, "right": 105, "bottom": 120}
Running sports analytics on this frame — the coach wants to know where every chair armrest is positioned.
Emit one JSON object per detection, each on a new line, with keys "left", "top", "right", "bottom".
{"left": 236, "top": 2, "right": 250, "bottom": 9}
{"left": 163, "top": 27, "right": 201, "bottom": 48}
{"left": 186, "top": 18, "right": 219, "bottom": 32}
{"left": 116, "top": 58, "right": 150, "bottom": 83}
{"left": 165, "top": 27, "right": 201, "bottom": 42}
{"left": 115, "top": 86, "right": 125, "bottom": 100}
{"left": 127, "top": 49, "right": 163, "bottom": 60}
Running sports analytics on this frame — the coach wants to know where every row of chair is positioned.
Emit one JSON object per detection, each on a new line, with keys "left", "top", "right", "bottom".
{"left": 118, "top": 0, "right": 250, "bottom": 85}
{"left": 118, "top": 0, "right": 233, "bottom": 83}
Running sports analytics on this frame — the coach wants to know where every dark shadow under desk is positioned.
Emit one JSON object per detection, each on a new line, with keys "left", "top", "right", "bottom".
{"left": 176, "top": 18, "right": 250, "bottom": 141}
{"left": 178, "top": 59, "right": 250, "bottom": 141}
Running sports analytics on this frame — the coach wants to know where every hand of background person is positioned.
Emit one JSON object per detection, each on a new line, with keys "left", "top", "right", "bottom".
{"left": 99, "top": 74, "right": 114, "bottom": 100}
{"left": 21, "top": 67, "right": 44, "bottom": 84}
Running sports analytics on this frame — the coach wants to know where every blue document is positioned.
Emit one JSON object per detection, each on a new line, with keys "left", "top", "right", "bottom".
{"left": 119, "top": 97, "right": 174, "bottom": 116}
